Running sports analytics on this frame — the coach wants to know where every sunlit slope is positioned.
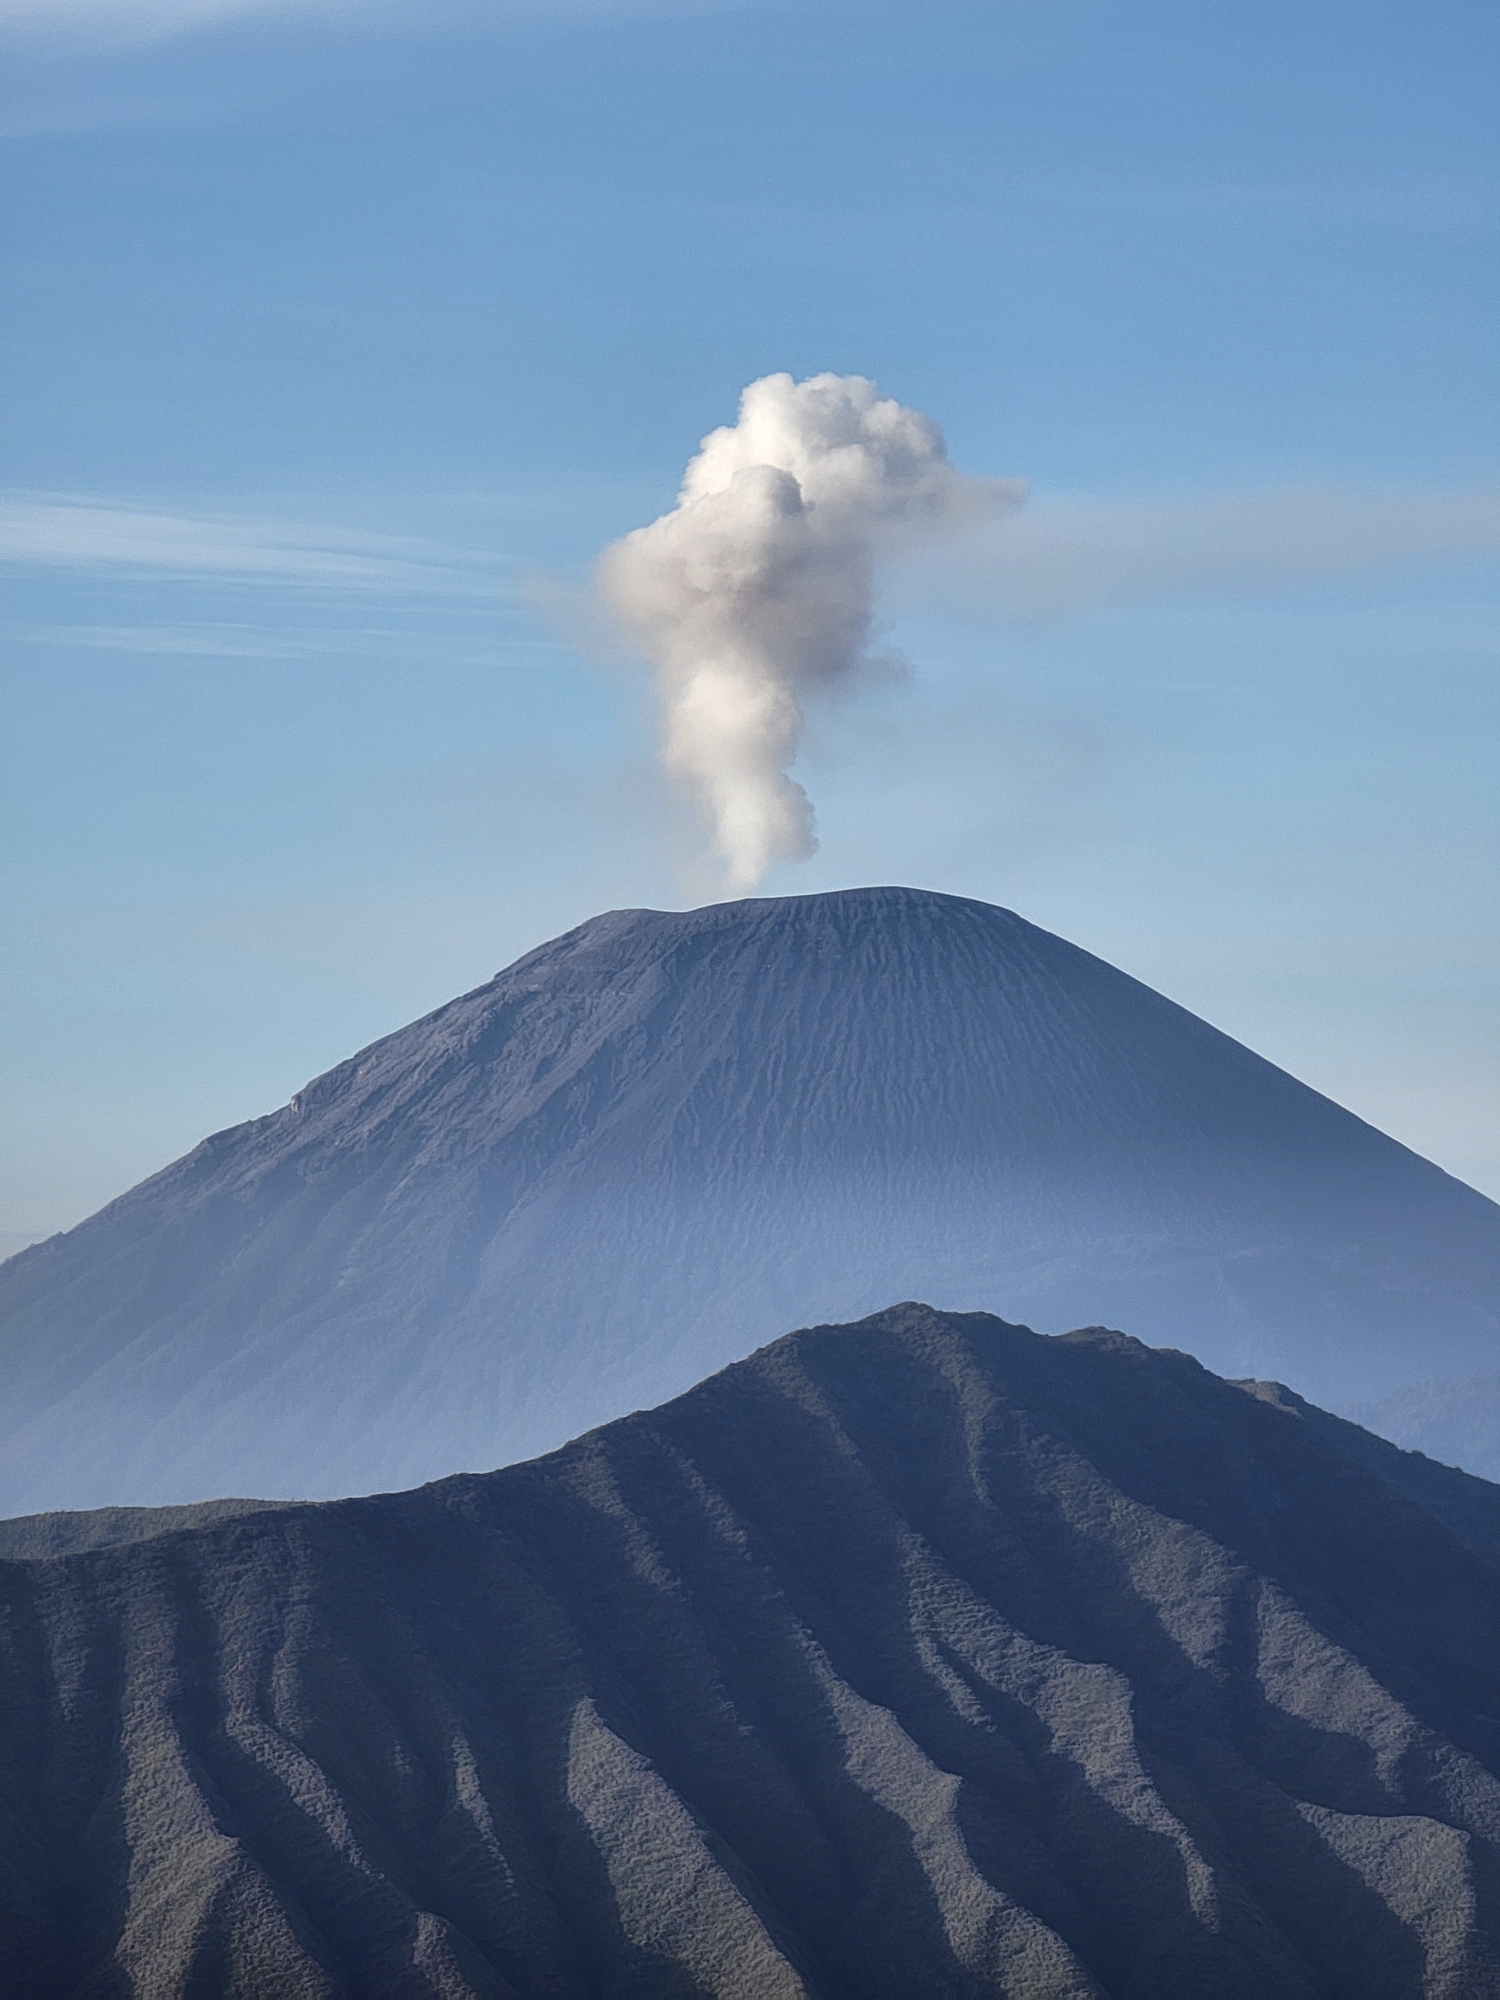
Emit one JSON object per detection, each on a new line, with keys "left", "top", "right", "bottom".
{"left": 2, "top": 887, "right": 1497, "bottom": 1509}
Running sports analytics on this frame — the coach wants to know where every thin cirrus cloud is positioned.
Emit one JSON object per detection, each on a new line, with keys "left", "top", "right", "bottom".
{"left": 0, "top": 0, "right": 354, "bottom": 44}
{"left": 14, "top": 622, "right": 553, "bottom": 665}
{"left": 0, "top": 492, "right": 505, "bottom": 595}
{"left": 902, "top": 487, "right": 1500, "bottom": 619}
{"left": 8, "top": 481, "right": 1498, "bottom": 620}
{"left": 0, "top": 0, "right": 730, "bottom": 52}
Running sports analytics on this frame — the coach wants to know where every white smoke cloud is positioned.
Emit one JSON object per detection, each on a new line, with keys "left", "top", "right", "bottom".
{"left": 599, "top": 371, "right": 1020, "bottom": 890}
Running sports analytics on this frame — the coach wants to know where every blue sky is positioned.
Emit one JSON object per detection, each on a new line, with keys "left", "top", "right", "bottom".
{"left": 3, "top": 0, "right": 1499, "bottom": 1246}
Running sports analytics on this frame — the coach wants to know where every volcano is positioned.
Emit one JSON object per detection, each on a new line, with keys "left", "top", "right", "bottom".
{"left": 2, "top": 886, "right": 1497, "bottom": 1512}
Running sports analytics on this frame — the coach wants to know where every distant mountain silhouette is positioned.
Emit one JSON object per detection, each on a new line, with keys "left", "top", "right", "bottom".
{"left": 2, "top": 887, "right": 1498, "bottom": 1512}
{"left": 6, "top": 1305, "right": 1500, "bottom": 1997}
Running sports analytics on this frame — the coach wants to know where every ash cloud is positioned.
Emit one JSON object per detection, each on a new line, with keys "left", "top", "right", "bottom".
{"left": 599, "top": 371, "right": 1020, "bottom": 890}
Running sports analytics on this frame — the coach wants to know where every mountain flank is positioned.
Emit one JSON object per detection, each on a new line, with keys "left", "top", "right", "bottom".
{"left": 5, "top": 1303, "right": 1500, "bottom": 1997}
{"left": 3, "top": 887, "right": 1498, "bottom": 1511}
{"left": 0, "top": 1495, "right": 295, "bottom": 1561}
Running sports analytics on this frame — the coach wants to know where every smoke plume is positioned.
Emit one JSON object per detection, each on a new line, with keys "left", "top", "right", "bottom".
{"left": 600, "top": 371, "right": 1019, "bottom": 890}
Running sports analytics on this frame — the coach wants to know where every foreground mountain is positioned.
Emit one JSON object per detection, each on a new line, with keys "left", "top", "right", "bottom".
{"left": 5, "top": 1304, "right": 1500, "bottom": 1998}
{"left": 4, "top": 886, "right": 1499, "bottom": 1511}
{"left": 0, "top": 1495, "right": 293, "bottom": 1561}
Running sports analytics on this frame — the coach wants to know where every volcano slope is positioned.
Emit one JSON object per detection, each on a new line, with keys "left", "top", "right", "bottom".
{"left": 6, "top": 1305, "right": 1500, "bottom": 1998}
{"left": 3, "top": 886, "right": 1499, "bottom": 1511}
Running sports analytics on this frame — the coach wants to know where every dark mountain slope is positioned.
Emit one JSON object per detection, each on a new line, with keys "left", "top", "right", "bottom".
{"left": 5, "top": 1305, "right": 1500, "bottom": 1998}
{"left": 3, "top": 887, "right": 1498, "bottom": 1511}
{"left": 0, "top": 1496, "right": 294, "bottom": 1561}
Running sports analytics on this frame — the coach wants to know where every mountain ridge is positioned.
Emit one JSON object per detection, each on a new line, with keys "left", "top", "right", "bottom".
{"left": 6, "top": 1303, "right": 1500, "bottom": 1997}
{"left": 0, "top": 1495, "right": 296, "bottom": 1561}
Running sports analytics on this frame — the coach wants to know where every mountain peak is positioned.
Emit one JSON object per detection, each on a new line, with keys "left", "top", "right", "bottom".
{"left": 2, "top": 889, "right": 1498, "bottom": 1512}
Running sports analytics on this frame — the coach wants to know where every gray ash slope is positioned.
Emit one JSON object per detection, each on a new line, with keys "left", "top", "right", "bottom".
{"left": 4, "top": 886, "right": 1499, "bottom": 1512}
{"left": 7, "top": 1305, "right": 1500, "bottom": 1998}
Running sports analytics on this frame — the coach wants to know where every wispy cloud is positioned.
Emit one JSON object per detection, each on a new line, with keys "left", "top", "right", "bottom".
{"left": 0, "top": 0, "right": 374, "bottom": 55}
{"left": 0, "top": 0, "right": 348, "bottom": 49}
{"left": 900, "top": 488, "right": 1500, "bottom": 619}
{"left": 13, "top": 620, "right": 565, "bottom": 665}
{"left": 13, "top": 483, "right": 1497, "bottom": 629}
{"left": 0, "top": 0, "right": 732, "bottom": 54}
{"left": 0, "top": 492, "right": 506, "bottom": 595}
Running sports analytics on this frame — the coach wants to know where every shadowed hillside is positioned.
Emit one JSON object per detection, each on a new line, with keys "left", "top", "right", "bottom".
{"left": 3, "top": 887, "right": 1498, "bottom": 1512}
{"left": 0, "top": 1496, "right": 294, "bottom": 1561}
{"left": 5, "top": 1304, "right": 1500, "bottom": 1997}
